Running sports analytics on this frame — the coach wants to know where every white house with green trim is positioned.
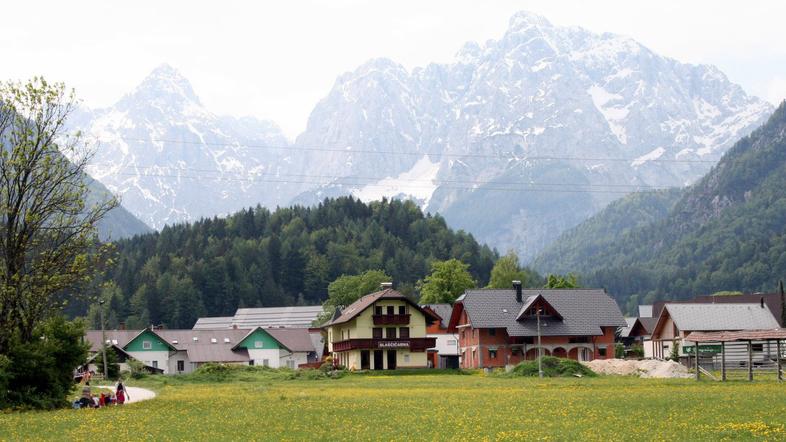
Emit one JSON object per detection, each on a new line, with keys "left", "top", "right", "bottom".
{"left": 85, "top": 326, "right": 319, "bottom": 374}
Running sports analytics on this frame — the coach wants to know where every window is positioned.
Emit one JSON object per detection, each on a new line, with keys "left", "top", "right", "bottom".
{"left": 375, "top": 306, "right": 383, "bottom": 315}
{"left": 489, "top": 328, "right": 496, "bottom": 337}
{"left": 398, "top": 305, "right": 406, "bottom": 315}
{"left": 399, "top": 327, "right": 410, "bottom": 338}
{"left": 387, "top": 306, "right": 394, "bottom": 315}
{"left": 599, "top": 346, "right": 607, "bottom": 357}
{"left": 447, "top": 339, "right": 457, "bottom": 346}
{"left": 489, "top": 349, "right": 497, "bottom": 359}
{"left": 404, "top": 354, "right": 410, "bottom": 363}
{"left": 373, "top": 328, "right": 383, "bottom": 339}
{"left": 287, "top": 360, "right": 296, "bottom": 369}
{"left": 249, "top": 360, "right": 254, "bottom": 366}
{"left": 262, "top": 359, "right": 270, "bottom": 367}
{"left": 752, "top": 343, "right": 764, "bottom": 352}
{"left": 254, "top": 340, "right": 263, "bottom": 348}
{"left": 177, "top": 360, "right": 185, "bottom": 372}
{"left": 142, "top": 340, "right": 152, "bottom": 350}
{"left": 386, "top": 327, "right": 396, "bottom": 339}
{"left": 152, "top": 360, "right": 158, "bottom": 368}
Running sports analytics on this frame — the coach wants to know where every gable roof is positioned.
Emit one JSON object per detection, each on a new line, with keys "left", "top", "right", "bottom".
{"left": 125, "top": 329, "right": 179, "bottom": 351}
{"left": 450, "top": 289, "right": 626, "bottom": 337}
{"left": 653, "top": 303, "right": 780, "bottom": 336}
{"left": 422, "top": 304, "right": 453, "bottom": 329}
{"left": 233, "top": 326, "right": 316, "bottom": 353}
{"left": 324, "top": 288, "right": 437, "bottom": 327}
{"left": 515, "top": 294, "right": 563, "bottom": 321}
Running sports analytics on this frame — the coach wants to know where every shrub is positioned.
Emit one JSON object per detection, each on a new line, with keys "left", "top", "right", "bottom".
{"left": 0, "top": 316, "right": 89, "bottom": 410}
{"left": 127, "top": 359, "right": 148, "bottom": 380}
{"left": 669, "top": 340, "right": 680, "bottom": 362}
{"left": 508, "top": 357, "right": 596, "bottom": 378}
{"left": 615, "top": 343, "right": 625, "bottom": 359}
{"left": 629, "top": 344, "right": 645, "bottom": 358}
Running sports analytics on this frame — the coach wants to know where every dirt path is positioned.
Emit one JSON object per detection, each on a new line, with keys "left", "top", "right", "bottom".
{"left": 97, "top": 385, "right": 156, "bottom": 403}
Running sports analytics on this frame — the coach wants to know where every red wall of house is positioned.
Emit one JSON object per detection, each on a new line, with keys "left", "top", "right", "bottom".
{"left": 456, "top": 308, "right": 617, "bottom": 368}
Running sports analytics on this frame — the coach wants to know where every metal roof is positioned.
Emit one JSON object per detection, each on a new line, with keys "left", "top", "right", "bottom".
{"left": 193, "top": 306, "right": 323, "bottom": 330}
{"left": 456, "top": 289, "right": 626, "bottom": 337}
{"left": 638, "top": 305, "right": 653, "bottom": 318}
{"left": 192, "top": 316, "right": 234, "bottom": 330}
{"left": 660, "top": 303, "right": 780, "bottom": 332}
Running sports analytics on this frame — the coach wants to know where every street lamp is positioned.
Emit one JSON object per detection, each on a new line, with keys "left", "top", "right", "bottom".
{"left": 99, "top": 299, "right": 108, "bottom": 379}
{"left": 537, "top": 305, "right": 543, "bottom": 378}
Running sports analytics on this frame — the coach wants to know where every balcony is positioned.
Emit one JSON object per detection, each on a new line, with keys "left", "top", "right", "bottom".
{"left": 332, "top": 337, "right": 436, "bottom": 352}
{"left": 372, "top": 314, "right": 410, "bottom": 325}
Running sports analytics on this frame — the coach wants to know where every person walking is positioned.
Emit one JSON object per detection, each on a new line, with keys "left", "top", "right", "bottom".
{"left": 116, "top": 381, "right": 130, "bottom": 405}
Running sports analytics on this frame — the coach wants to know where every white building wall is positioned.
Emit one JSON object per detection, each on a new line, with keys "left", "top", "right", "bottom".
{"left": 279, "top": 349, "right": 309, "bottom": 369}
{"left": 428, "top": 334, "right": 459, "bottom": 356}
{"left": 168, "top": 350, "right": 194, "bottom": 374}
{"left": 247, "top": 348, "right": 282, "bottom": 367}
{"left": 126, "top": 350, "right": 171, "bottom": 374}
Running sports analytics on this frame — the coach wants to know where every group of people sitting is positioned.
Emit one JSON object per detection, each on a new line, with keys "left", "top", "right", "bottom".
{"left": 73, "top": 382, "right": 130, "bottom": 409}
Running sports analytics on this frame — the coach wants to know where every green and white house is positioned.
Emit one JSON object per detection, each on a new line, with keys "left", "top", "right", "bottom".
{"left": 85, "top": 326, "right": 319, "bottom": 374}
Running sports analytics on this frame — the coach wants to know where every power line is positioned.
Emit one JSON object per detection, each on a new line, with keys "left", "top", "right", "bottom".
{"left": 105, "top": 171, "right": 670, "bottom": 195}
{"left": 88, "top": 162, "right": 668, "bottom": 190}
{"left": 88, "top": 136, "right": 719, "bottom": 164}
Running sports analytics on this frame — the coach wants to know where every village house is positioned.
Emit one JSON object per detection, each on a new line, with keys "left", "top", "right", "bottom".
{"left": 84, "top": 326, "right": 318, "bottom": 374}
{"left": 447, "top": 282, "right": 626, "bottom": 368}
{"left": 322, "top": 283, "right": 438, "bottom": 370}
{"left": 647, "top": 302, "right": 781, "bottom": 363}
{"left": 422, "top": 304, "right": 460, "bottom": 369}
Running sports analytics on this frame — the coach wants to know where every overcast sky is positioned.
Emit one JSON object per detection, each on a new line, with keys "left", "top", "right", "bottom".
{"left": 3, "top": 0, "right": 785, "bottom": 138}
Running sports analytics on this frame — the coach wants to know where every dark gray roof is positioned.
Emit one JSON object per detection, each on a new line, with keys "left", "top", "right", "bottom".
{"left": 457, "top": 289, "right": 626, "bottom": 337}
{"left": 422, "top": 304, "right": 453, "bottom": 329}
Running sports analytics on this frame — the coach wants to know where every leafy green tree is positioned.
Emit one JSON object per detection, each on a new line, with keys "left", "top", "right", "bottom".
{"left": 418, "top": 259, "right": 475, "bottom": 304}
{"left": 487, "top": 251, "right": 540, "bottom": 288}
{"left": 315, "top": 270, "right": 391, "bottom": 324}
{"left": 544, "top": 274, "right": 579, "bottom": 289}
{"left": 0, "top": 78, "right": 116, "bottom": 352}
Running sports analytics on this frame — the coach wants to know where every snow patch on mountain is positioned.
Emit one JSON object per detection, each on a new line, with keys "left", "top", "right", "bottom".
{"left": 352, "top": 155, "right": 441, "bottom": 208}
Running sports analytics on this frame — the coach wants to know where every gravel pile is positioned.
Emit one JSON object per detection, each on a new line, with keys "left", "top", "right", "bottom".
{"left": 584, "top": 358, "right": 692, "bottom": 378}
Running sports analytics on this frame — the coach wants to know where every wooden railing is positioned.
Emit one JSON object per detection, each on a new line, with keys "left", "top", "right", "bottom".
{"left": 372, "top": 314, "right": 410, "bottom": 325}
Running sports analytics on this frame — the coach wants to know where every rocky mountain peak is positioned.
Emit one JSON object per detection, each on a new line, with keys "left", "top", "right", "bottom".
{"left": 118, "top": 64, "right": 201, "bottom": 111}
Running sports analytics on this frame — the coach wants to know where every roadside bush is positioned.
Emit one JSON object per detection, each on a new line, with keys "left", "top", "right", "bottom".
{"left": 615, "top": 343, "right": 625, "bottom": 359}
{"left": 508, "top": 357, "right": 596, "bottom": 378}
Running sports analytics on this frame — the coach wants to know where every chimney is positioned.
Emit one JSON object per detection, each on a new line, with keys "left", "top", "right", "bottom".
{"left": 118, "top": 322, "right": 126, "bottom": 331}
{"left": 761, "top": 297, "right": 765, "bottom": 309}
{"left": 380, "top": 282, "right": 393, "bottom": 290}
{"left": 513, "top": 280, "right": 522, "bottom": 303}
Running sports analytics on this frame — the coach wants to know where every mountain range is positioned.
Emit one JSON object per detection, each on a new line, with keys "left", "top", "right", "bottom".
{"left": 75, "top": 12, "right": 773, "bottom": 258}
{"left": 534, "top": 101, "right": 786, "bottom": 312}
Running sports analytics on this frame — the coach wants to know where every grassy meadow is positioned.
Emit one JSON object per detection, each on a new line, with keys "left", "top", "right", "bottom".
{"left": 1, "top": 370, "right": 785, "bottom": 441}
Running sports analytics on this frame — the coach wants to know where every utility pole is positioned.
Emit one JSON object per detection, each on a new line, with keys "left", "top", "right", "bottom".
{"left": 537, "top": 306, "right": 543, "bottom": 378}
{"left": 99, "top": 299, "right": 108, "bottom": 379}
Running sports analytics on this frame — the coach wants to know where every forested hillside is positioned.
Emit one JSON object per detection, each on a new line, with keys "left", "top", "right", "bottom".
{"left": 89, "top": 197, "right": 496, "bottom": 329}
{"left": 534, "top": 103, "right": 786, "bottom": 313}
